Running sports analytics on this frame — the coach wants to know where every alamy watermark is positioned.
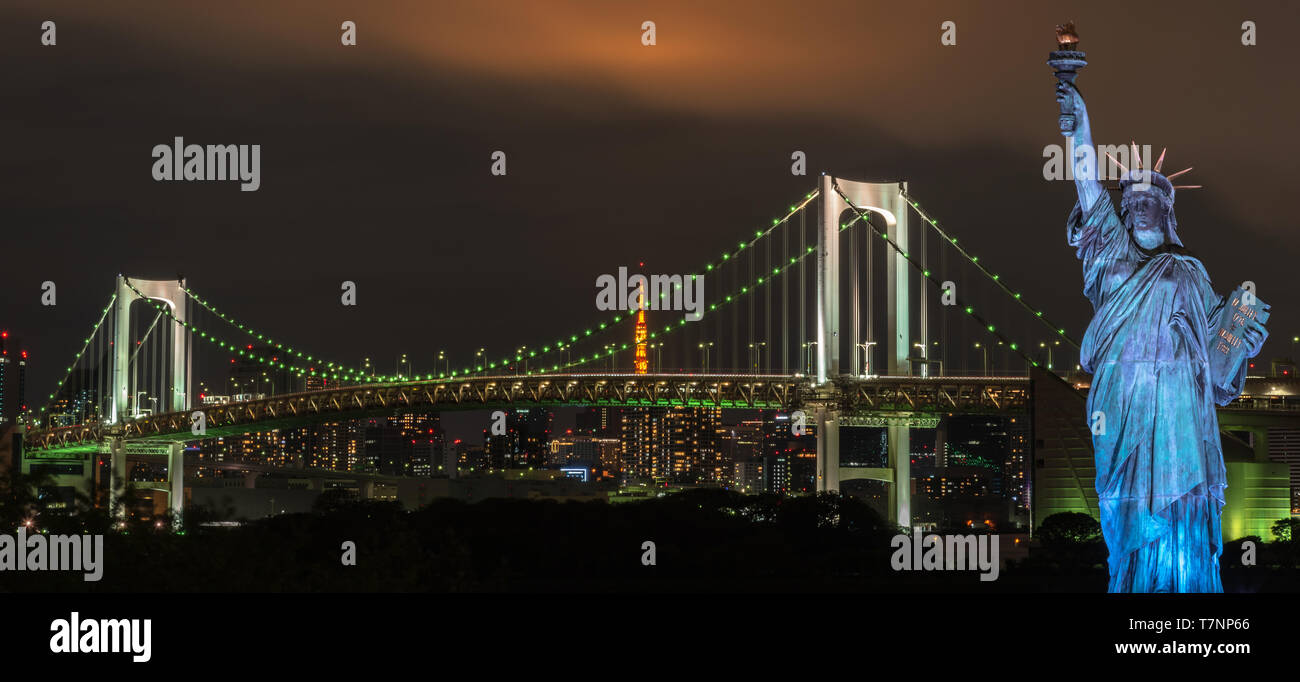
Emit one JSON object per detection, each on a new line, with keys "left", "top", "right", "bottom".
{"left": 152, "top": 137, "right": 260, "bottom": 191}
{"left": 596, "top": 267, "right": 704, "bottom": 321}
{"left": 1044, "top": 139, "right": 1153, "bottom": 187}
{"left": 0, "top": 528, "right": 103, "bottom": 581}
{"left": 50, "top": 612, "right": 151, "bottom": 663}
{"left": 890, "top": 530, "right": 999, "bottom": 581}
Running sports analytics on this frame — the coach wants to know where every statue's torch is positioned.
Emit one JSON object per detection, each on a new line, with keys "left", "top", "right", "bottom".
{"left": 1048, "top": 22, "right": 1088, "bottom": 136}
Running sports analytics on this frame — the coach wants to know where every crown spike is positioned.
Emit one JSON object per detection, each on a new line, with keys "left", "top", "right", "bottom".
{"left": 1154, "top": 147, "right": 1167, "bottom": 172}
{"left": 1165, "top": 167, "right": 1194, "bottom": 180}
{"left": 1131, "top": 141, "right": 1141, "bottom": 170}
{"left": 1104, "top": 152, "right": 1129, "bottom": 173}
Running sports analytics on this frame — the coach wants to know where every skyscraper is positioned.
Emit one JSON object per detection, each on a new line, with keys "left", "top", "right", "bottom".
{"left": 484, "top": 408, "right": 552, "bottom": 468}
{"left": 0, "top": 331, "right": 29, "bottom": 426}
{"left": 664, "top": 406, "right": 721, "bottom": 484}
{"left": 620, "top": 407, "right": 668, "bottom": 484}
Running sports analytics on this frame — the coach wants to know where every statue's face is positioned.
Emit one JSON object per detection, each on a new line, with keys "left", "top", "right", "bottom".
{"left": 1125, "top": 191, "right": 1167, "bottom": 249}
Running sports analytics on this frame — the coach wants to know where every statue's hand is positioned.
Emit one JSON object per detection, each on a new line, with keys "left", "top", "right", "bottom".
{"left": 1055, "top": 81, "right": 1085, "bottom": 118}
{"left": 1241, "top": 318, "right": 1268, "bottom": 358}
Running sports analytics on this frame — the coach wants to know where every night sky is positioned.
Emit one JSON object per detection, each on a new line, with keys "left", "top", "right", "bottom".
{"left": 3, "top": 0, "right": 1297, "bottom": 438}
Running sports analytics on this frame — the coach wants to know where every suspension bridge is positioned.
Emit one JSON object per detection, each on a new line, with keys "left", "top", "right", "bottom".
{"left": 13, "top": 175, "right": 1291, "bottom": 532}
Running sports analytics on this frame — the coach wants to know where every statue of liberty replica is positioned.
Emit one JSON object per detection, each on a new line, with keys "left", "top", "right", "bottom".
{"left": 1049, "top": 23, "right": 1269, "bottom": 592}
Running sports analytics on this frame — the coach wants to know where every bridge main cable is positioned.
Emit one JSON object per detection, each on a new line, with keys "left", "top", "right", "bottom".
{"left": 187, "top": 190, "right": 824, "bottom": 378}
{"left": 180, "top": 287, "right": 400, "bottom": 382}
{"left": 36, "top": 291, "right": 117, "bottom": 424}
{"left": 899, "top": 187, "right": 1080, "bottom": 350}
{"left": 834, "top": 181, "right": 1069, "bottom": 375}
{"left": 547, "top": 189, "right": 895, "bottom": 374}
{"left": 122, "top": 278, "right": 378, "bottom": 386}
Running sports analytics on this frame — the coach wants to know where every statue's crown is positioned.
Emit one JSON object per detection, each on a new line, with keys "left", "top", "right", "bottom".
{"left": 1107, "top": 143, "right": 1200, "bottom": 202}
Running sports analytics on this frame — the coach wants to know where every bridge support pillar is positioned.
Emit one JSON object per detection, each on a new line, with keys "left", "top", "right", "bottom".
{"left": 107, "top": 437, "right": 126, "bottom": 521}
{"left": 888, "top": 423, "right": 911, "bottom": 528}
{"left": 815, "top": 407, "right": 840, "bottom": 493}
{"left": 167, "top": 442, "right": 184, "bottom": 529}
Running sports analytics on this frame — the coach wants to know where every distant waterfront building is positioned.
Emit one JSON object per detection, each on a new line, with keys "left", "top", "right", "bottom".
{"left": 763, "top": 453, "right": 790, "bottom": 494}
{"left": 733, "top": 459, "right": 763, "bottom": 493}
{"left": 665, "top": 406, "right": 721, "bottom": 484}
{"left": 484, "top": 408, "right": 552, "bottom": 468}
{"left": 226, "top": 343, "right": 295, "bottom": 395}
{"left": 0, "top": 331, "right": 29, "bottom": 426}
{"left": 576, "top": 406, "right": 621, "bottom": 439}
{"left": 548, "top": 435, "right": 620, "bottom": 473}
{"left": 620, "top": 407, "right": 667, "bottom": 483}
{"left": 618, "top": 406, "right": 721, "bottom": 485}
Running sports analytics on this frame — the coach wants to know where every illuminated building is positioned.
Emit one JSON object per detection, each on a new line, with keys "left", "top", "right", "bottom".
{"left": 228, "top": 343, "right": 293, "bottom": 397}
{"left": 763, "top": 453, "right": 790, "bottom": 493}
{"left": 484, "top": 408, "right": 552, "bottom": 468}
{"left": 0, "top": 331, "right": 28, "bottom": 426}
{"left": 549, "top": 435, "right": 621, "bottom": 478}
{"left": 665, "top": 406, "right": 720, "bottom": 484}
{"left": 733, "top": 459, "right": 763, "bottom": 493}
{"left": 620, "top": 407, "right": 667, "bottom": 484}
{"left": 576, "top": 406, "right": 621, "bottom": 438}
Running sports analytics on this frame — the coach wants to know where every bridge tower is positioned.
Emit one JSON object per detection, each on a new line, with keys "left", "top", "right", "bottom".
{"left": 814, "top": 176, "right": 912, "bottom": 528}
{"left": 110, "top": 275, "right": 191, "bottom": 424}
{"left": 107, "top": 275, "right": 191, "bottom": 527}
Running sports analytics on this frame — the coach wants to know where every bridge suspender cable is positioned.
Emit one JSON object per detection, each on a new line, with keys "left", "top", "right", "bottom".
{"left": 121, "top": 278, "right": 358, "bottom": 385}
{"left": 898, "top": 187, "right": 1081, "bottom": 351}
{"left": 179, "top": 287, "right": 399, "bottom": 382}
{"left": 37, "top": 292, "right": 118, "bottom": 425}
{"left": 833, "top": 181, "right": 1070, "bottom": 377}
{"left": 126, "top": 310, "right": 164, "bottom": 371}
{"left": 180, "top": 190, "right": 825, "bottom": 379}
{"left": 561, "top": 196, "right": 880, "bottom": 375}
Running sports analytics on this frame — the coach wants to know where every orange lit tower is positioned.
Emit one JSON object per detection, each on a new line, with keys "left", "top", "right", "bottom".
{"left": 634, "top": 281, "right": 648, "bottom": 374}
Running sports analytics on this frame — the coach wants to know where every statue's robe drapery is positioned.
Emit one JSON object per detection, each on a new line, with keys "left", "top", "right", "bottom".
{"left": 1067, "top": 192, "right": 1245, "bottom": 593}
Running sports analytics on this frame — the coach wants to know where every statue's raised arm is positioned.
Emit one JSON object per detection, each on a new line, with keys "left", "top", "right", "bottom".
{"left": 1056, "top": 81, "right": 1103, "bottom": 210}
{"left": 1049, "top": 24, "right": 1103, "bottom": 211}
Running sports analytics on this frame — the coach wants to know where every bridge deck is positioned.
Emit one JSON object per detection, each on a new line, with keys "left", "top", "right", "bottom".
{"left": 24, "top": 373, "right": 1035, "bottom": 453}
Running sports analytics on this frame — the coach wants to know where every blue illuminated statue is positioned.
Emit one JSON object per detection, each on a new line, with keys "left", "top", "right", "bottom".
{"left": 1051, "top": 25, "right": 1268, "bottom": 592}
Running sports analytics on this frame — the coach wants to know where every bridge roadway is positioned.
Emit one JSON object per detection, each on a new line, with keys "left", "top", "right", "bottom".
{"left": 24, "top": 373, "right": 1034, "bottom": 453}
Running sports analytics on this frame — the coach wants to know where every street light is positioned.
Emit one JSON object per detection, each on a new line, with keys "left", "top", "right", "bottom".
{"left": 698, "top": 342, "right": 714, "bottom": 372}
{"left": 973, "top": 342, "right": 988, "bottom": 375}
{"left": 475, "top": 347, "right": 486, "bottom": 375}
{"left": 857, "top": 341, "right": 877, "bottom": 377}
{"left": 1039, "top": 340, "right": 1060, "bottom": 370}
{"left": 802, "top": 341, "right": 819, "bottom": 376}
{"left": 913, "top": 342, "right": 929, "bottom": 377}
{"left": 650, "top": 342, "right": 664, "bottom": 372}
{"left": 748, "top": 342, "right": 767, "bottom": 373}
